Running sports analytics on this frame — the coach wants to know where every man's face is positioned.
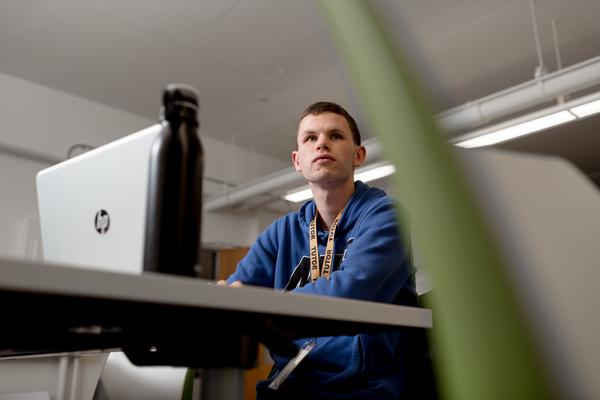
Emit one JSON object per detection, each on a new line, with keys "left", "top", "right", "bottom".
{"left": 292, "top": 112, "right": 365, "bottom": 186}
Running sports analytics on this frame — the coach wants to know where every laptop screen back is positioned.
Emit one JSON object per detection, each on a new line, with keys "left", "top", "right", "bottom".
{"left": 36, "top": 124, "right": 162, "bottom": 274}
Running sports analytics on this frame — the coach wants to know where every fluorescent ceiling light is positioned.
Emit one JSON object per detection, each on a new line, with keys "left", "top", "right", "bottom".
{"left": 570, "top": 98, "right": 600, "bottom": 118}
{"left": 454, "top": 90, "right": 600, "bottom": 149}
{"left": 455, "top": 110, "right": 576, "bottom": 148}
{"left": 355, "top": 163, "right": 396, "bottom": 182}
{"left": 283, "top": 163, "right": 397, "bottom": 203}
{"left": 283, "top": 187, "right": 313, "bottom": 203}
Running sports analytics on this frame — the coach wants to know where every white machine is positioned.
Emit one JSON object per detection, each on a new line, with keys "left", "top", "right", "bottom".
{"left": 36, "top": 124, "right": 163, "bottom": 274}
{"left": 36, "top": 85, "right": 203, "bottom": 278}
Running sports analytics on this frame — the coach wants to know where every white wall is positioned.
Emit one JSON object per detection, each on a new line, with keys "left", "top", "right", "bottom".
{"left": 0, "top": 152, "right": 47, "bottom": 260}
{"left": 0, "top": 72, "right": 287, "bottom": 259}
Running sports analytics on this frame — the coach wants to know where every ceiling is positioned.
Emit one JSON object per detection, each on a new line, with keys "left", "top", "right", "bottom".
{"left": 1, "top": 0, "right": 600, "bottom": 185}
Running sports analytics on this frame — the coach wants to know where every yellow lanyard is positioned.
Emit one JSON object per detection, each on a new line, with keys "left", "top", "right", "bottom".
{"left": 309, "top": 208, "right": 344, "bottom": 282}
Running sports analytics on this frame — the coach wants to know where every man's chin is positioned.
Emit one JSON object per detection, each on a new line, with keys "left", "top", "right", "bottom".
{"left": 308, "top": 175, "right": 351, "bottom": 188}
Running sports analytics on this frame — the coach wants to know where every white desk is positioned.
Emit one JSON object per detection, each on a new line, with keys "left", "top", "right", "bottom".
{"left": 0, "top": 256, "right": 431, "bottom": 358}
{"left": 0, "top": 257, "right": 432, "bottom": 399}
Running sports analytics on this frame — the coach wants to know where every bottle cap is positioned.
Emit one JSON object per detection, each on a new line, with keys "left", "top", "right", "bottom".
{"left": 161, "top": 84, "right": 199, "bottom": 121}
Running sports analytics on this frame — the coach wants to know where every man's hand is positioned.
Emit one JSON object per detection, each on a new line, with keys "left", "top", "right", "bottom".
{"left": 216, "top": 279, "right": 244, "bottom": 287}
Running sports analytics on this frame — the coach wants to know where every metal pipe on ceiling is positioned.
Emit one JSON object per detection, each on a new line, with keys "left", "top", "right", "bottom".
{"left": 437, "top": 54, "right": 600, "bottom": 133}
{"left": 0, "top": 142, "right": 61, "bottom": 165}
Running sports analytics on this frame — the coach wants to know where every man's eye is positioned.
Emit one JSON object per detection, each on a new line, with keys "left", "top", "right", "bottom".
{"left": 306, "top": 136, "right": 317, "bottom": 142}
{"left": 331, "top": 133, "right": 342, "bottom": 139}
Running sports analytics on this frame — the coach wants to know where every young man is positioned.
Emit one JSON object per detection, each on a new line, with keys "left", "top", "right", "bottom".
{"left": 220, "top": 102, "right": 417, "bottom": 399}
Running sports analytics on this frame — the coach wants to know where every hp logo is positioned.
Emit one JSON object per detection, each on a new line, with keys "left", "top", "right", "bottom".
{"left": 94, "top": 209, "right": 110, "bottom": 234}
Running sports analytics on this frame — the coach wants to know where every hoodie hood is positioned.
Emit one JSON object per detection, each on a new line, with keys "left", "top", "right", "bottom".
{"left": 297, "top": 181, "right": 388, "bottom": 235}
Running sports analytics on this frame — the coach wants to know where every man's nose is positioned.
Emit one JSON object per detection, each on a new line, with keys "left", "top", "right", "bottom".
{"left": 316, "top": 134, "right": 330, "bottom": 149}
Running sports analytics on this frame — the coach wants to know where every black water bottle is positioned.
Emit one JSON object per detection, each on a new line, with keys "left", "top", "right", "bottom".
{"left": 143, "top": 84, "right": 203, "bottom": 276}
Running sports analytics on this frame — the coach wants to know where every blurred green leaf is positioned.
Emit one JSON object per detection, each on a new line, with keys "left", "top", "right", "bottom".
{"left": 315, "top": 1, "right": 555, "bottom": 399}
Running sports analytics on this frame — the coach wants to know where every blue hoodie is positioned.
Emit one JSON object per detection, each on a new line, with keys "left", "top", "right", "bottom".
{"left": 227, "top": 181, "right": 417, "bottom": 399}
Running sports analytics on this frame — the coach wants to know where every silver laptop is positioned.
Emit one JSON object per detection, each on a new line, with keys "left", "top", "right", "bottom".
{"left": 36, "top": 124, "right": 163, "bottom": 274}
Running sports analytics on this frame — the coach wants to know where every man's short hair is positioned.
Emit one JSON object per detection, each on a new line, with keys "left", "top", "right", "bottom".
{"left": 299, "top": 101, "right": 362, "bottom": 145}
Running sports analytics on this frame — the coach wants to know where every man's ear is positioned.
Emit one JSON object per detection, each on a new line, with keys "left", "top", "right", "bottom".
{"left": 354, "top": 145, "right": 366, "bottom": 168}
{"left": 291, "top": 150, "right": 302, "bottom": 172}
